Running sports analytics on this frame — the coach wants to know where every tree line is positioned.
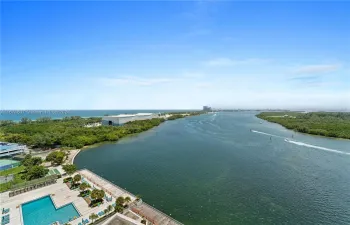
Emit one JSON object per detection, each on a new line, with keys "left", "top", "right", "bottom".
{"left": 257, "top": 112, "right": 350, "bottom": 139}
{"left": 0, "top": 116, "right": 165, "bottom": 149}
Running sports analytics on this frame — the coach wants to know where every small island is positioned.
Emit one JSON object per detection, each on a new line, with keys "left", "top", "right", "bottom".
{"left": 257, "top": 112, "right": 350, "bottom": 139}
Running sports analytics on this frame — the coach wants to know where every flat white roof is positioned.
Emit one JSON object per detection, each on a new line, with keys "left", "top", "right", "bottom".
{"left": 136, "top": 113, "right": 153, "bottom": 116}
{"left": 103, "top": 113, "right": 154, "bottom": 119}
{"left": 103, "top": 114, "right": 135, "bottom": 118}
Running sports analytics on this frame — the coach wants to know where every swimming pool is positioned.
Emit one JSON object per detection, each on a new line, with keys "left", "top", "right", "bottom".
{"left": 22, "top": 195, "right": 80, "bottom": 225}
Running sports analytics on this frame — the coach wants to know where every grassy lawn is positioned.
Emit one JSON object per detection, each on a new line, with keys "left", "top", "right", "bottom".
{"left": 0, "top": 165, "right": 26, "bottom": 192}
{"left": 0, "top": 173, "right": 26, "bottom": 192}
{"left": 0, "top": 165, "right": 25, "bottom": 176}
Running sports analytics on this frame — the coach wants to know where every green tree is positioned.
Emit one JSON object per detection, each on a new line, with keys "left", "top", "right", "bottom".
{"left": 22, "top": 155, "right": 32, "bottom": 167}
{"left": 22, "top": 155, "right": 42, "bottom": 168}
{"left": 73, "top": 174, "right": 81, "bottom": 184}
{"left": 116, "top": 196, "right": 125, "bottom": 206}
{"left": 114, "top": 205, "right": 124, "bottom": 213}
{"left": 0, "top": 120, "right": 15, "bottom": 127}
{"left": 125, "top": 196, "right": 131, "bottom": 204}
{"left": 79, "top": 182, "right": 90, "bottom": 191}
{"left": 20, "top": 117, "right": 31, "bottom": 124}
{"left": 46, "top": 151, "right": 65, "bottom": 165}
{"left": 62, "top": 164, "right": 77, "bottom": 175}
{"left": 26, "top": 165, "right": 49, "bottom": 180}
{"left": 37, "top": 117, "right": 52, "bottom": 123}
{"left": 30, "top": 157, "right": 43, "bottom": 166}
{"left": 89, "top": 213, "right": 98, "bottom": 223}
{"left": 107, "top": 205, "right": 113, "bottom": 213}
{"left": 0, "top": 116, "right": 174, "bottom": 149}
{"left": 91, "top": 189, "right": 105, "bottom": 202}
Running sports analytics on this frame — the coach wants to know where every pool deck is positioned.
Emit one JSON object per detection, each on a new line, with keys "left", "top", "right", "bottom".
{"left": 0, "top": 169, "right": 183, "bottom": 225}
{"left": 0, "top": 175, "right": 117, "bottom": 225}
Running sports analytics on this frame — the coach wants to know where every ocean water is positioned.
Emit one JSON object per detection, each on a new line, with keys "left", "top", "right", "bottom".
{"left": 75, "top": 112, "right": 350, "bottom": 224}
{"left": 0, "top": 109, "right": 193, "bottom": 121}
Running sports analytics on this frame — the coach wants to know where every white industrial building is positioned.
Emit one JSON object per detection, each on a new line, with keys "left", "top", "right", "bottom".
{"left": 102, "top": 113, "right": 159, "bottom": 126}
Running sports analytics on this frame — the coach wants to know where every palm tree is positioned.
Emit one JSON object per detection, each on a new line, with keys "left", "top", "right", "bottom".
{"left": 125, "top": 196, "right": 131, "bottom": 203}
{"left": 89, "top": 213, "right": 98, "bottom": 223}
{"left": 91, "top": 189, "right": 105, "bottom": 205}
{"left": 115, "top": 205, "right": 124, "bottom": 213}
{"left": 79, "top": 182, "right": 89, "bottom": 191}
{"left": 136, "top": 194, "right": 142, "bottom": 201}
{"left": 107, "top": 205, "right": 113, "bottom": 213}
{"left": 73, "top": 174, "right": 81, "bottom": 184}
{"left": 116, "top": 196, "right": 125, "bottom": 206}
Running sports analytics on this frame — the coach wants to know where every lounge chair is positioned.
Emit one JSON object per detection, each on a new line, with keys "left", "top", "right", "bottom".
{"left": 1, "top": 214, "right": 9, "bottom": 225}
{"left": 84, "top": 219, "right": 89, "bottom": 224}
{"left": 2, "top": 209, "right": 9, "bottom": 214}
{"left": 1, "top": 215, "right": 9, "bottom": 220}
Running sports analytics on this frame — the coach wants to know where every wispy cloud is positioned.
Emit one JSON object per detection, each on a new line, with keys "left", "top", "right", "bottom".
{"left": 288, "top": 75, "right": 323, "bottom": 86}
{"left": 100, "top": 76, "right": 176, "bottom": 86}
{"left": 195, "top": 82, "right": 212, "bottom": 88}
{"left": 293, "top": 64, "right": 340, "bottom": 74}
{"left": 204, "top": 58, "right": 269, "bottom": 67}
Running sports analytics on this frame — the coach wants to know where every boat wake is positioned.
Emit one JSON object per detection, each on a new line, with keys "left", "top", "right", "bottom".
{"left": 251, "top": 130, "right": 285, "bottom": 139}
{"left": 284, "top": 139, "right": 350, "bottom": 156}
{"left": 251, "top": 129, "right": 350, "bottom": 156}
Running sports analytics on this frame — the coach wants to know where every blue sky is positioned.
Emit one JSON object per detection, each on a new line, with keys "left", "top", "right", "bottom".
{"left": 1, "top": 1, "right": 349, "bottom": 110}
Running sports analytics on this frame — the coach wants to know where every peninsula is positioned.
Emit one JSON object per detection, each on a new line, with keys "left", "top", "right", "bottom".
{"left": 257, "top": 112, "right": 350, "bottom": 139}
{"left": 0, "top": 111, "right": 203, "bottom": 150}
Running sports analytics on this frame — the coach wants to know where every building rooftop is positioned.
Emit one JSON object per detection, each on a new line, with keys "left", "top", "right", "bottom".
{"left": 0, "top": 142, "right": 23, "bottom": 152}
{"left": 103, "top": 114, "right": 136, "bottom": 118}
{"left": 135, "top": 113, "right": 153, "bottom": 116}
{"left": 103, "top": 113, "right": 154, "bottom": 118}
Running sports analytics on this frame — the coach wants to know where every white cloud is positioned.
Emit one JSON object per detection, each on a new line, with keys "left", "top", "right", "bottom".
{"left": 292, "top": 64, "right": 340, "bottom": 74}
{"left": 100, "top": 76, "right": 176, "bottom": 86}
{"left": 204, "top": 58, "right": 268, "bottom": 66}
{"left": 195, "top": 82, "right": 212, "bottom": 88}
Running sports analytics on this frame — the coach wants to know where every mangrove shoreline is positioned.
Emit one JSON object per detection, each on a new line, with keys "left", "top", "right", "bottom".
{"left": 257, "top": 112, "right": 350, "bottom": 140}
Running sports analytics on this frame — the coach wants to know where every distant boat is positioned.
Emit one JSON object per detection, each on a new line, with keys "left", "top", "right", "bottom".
{"left": 260, "top": 121, "right": 263, "bottom": 124}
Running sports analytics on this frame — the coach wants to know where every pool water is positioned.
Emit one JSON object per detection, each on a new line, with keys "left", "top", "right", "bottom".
{"left": 22, "top": 196, "right": 80, "bottom": 225}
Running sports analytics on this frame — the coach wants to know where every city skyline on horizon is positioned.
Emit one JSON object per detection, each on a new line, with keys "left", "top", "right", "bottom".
{"left": 1, "top": 1, "right": 349, "bottom": 110}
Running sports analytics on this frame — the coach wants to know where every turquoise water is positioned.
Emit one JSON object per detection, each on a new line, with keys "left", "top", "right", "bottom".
{"left": 75, "top": 112, "right": 350, "bottom": 224}
{"left": 22, "top": 196, "right": 80, "bottom": 225}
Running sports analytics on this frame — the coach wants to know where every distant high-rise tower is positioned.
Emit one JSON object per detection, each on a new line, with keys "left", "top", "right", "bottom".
{"left": 203, "top": 106, "right": 211, "bottom": 111}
